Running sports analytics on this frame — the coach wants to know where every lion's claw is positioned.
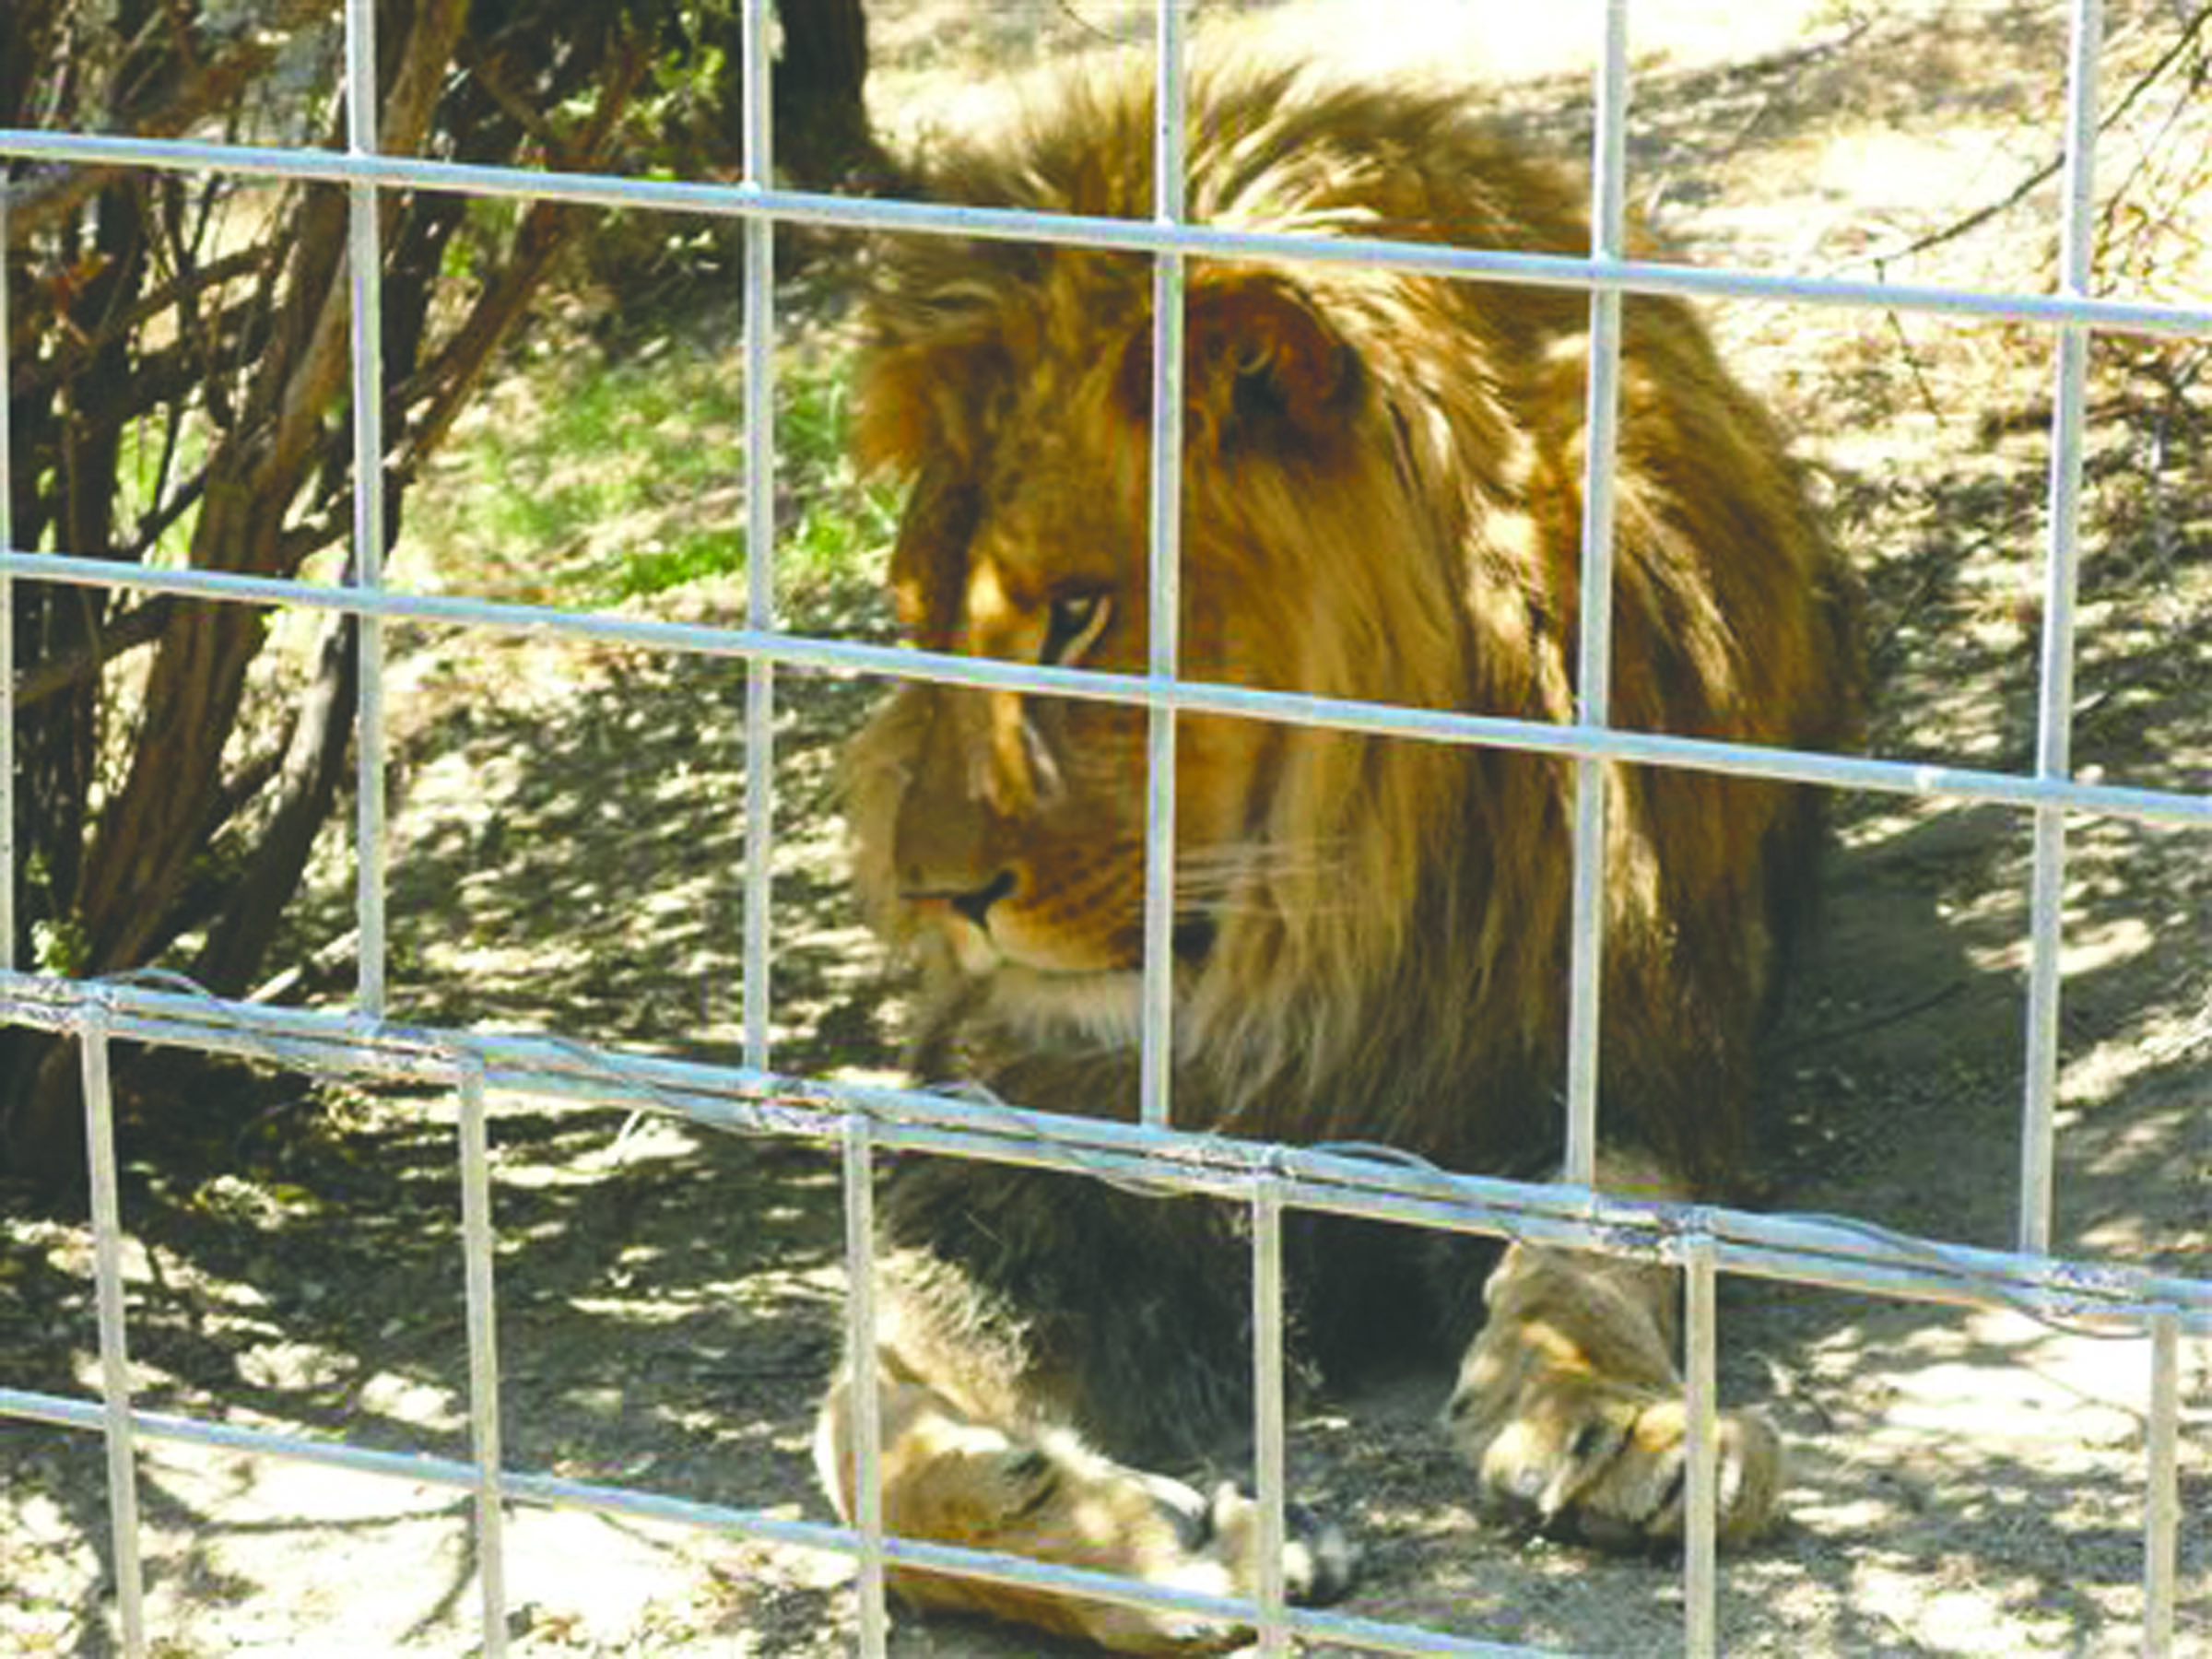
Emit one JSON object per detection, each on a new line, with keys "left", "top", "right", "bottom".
{"left": 1466, "top": 1390, "right": 1780, "bottom": 1547}
{"left": 1447, "top": 1241, "right": 1785, "bottom": 1550}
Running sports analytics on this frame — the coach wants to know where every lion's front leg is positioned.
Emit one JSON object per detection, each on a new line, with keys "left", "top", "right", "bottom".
{"left": 815, "top": 1367, "right": 1355, "bottom": 1654}
{"left": 810, "top": 1159, "right": 1356, "bottom": 1653}
{"left": 1444, "top": 1238, "right": 1782, "bottom": 1548}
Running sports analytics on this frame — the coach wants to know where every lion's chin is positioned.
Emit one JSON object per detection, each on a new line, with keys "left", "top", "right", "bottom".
{"left": 982, "top": 963, "right": 1148, "bottom": 1053}
{"left": 937, "top": 912, "right": 1218, "bottom": 1054}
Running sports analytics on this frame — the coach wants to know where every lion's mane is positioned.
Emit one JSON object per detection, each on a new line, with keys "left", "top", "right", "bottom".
{"left": 847, "top": 61, "right": 1863, "bottom": 1191}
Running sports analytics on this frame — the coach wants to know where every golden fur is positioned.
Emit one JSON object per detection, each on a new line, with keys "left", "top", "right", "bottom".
{"left": 819, "top": 58, "right": 1862, "bottom": 1653}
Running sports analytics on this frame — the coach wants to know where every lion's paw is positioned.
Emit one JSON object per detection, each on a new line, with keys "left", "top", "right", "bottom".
{"left": 821, "top": 1376, "right": 1359, "bottom": 1654}
{"left": 1085, "top": 1476, "right": 1360, "bottom": 1653}
{"left": 1445, "top": 1239, "right": 1784, "bottom": 1551}
{"left": 1187, "top": 1478, "right": 1362, "bottom": 1606}
{"left": 1452, "top": 1374, "right": 1782, "bottom": 1548}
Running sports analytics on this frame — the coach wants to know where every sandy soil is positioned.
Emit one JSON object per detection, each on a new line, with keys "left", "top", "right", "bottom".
{"left": 4, "top": 4, "right": 2206, "bottom": 1656}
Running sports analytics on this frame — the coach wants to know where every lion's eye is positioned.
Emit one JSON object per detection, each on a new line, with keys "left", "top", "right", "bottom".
{"left": 1040, "top": 591, "right": 1112, "bottom": 665}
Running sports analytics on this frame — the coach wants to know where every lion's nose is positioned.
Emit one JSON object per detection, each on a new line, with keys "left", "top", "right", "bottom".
{"left": 907, "top": 869, "right": 1017, "bottom": 931}
{"left": 949, "top": 871, "right": 1017, "bottom": 929}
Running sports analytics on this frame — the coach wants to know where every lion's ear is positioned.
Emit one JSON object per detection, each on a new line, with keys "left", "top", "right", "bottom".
{"left": 1116, "top": 275, "right": 1359, "bottom": 453}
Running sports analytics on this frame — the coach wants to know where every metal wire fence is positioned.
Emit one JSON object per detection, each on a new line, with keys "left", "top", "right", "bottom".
{"left": 2, "top": 0, "right": 2207, "bottom": 1654}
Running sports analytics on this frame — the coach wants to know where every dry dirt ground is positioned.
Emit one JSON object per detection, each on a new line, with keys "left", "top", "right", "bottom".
{"left": 5, "top": 3, "right": 2209, "bottom": 1655}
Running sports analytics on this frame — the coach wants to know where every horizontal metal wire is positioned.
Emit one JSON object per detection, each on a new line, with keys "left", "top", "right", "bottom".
{"left": 4, "top": 972, "right": 2204, "bottom": 1335}
{"left": 9, "top": 977, "right": 2195, "bottom": 1657}
{"left": 0, "top": 1386, "right": 1557, "bottom": 1657}
{"left": 3, "top": 547, "right": 2205, "bottom": 831}
{"left": 5, "top": 127, "right": 2212, "bottom": 340}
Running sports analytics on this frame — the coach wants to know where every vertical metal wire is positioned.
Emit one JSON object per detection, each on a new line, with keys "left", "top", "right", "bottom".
{"left": 841, "top": 1117, "right": 889, "bottom": 1655}
{"left": 2140, "top": 1310, "right": 2180, "bottom": 1655}
{"left": 454, "top": 1063, "right": 509, "bottom": 1658}
{"left": 1249, "top": 1182, "right": 1289, "bottom": 1655}
{"left": 0, "top": 184, "right": 15, "bottom": 973}
{"left": 344, "top": 0, "right": 388, "bottom": 1018}
{"left": 1681, "top": 1232, "right": 1721, "bottom": 1659}
{"left": 1139, "top": 1, "right": 1188, "bottom": 1132}
{"left": 1563, "top": 0, "right": 1633, "bottom": 1189}
{"left": 2018, "top": 0, "right": 2104, "bottom": 1256}
{"left": 81, "top": 1008, "right": 147, "bottom": 1658}
{"left": 739, "top": 0, "right": 776, "bottom": 1074}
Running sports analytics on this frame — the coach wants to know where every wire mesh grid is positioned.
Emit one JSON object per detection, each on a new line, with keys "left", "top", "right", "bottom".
{"left": 1, "top": 0, "right": 2206, "bottom": 1654}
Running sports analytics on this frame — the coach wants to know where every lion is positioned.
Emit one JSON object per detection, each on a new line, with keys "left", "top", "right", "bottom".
{"left": 813, "top": 57, "right": 1864, "bottom": 1653}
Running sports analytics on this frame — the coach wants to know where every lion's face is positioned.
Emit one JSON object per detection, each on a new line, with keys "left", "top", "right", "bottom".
{"left": 848, "top": 283, "right": 1335, "bottom": 1039}
{"left": 846, "top": 241, "right": 1559, "bottom": 1084}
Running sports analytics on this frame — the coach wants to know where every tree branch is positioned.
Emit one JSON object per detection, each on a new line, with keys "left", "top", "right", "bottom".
{"left": 12, "top": 596, "right": 171, "bottom": 710}
{"left": 391, "top": 40, "right": 644, "bottom": 477}
{"left": 255, "top": 0, "right": 474, "bottom": 501}
{"left": 13, "top": 246, "right": 263, "bottom": 405}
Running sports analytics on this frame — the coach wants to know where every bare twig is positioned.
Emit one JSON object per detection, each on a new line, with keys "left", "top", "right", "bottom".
{"left": 1865, "top": 2, "right": 2212, "bottom": 268}
{"left": 1877, "top": 304, "right": 1947, "bottom": 427}
{"left": 1050, "top": 2, "right": 1124, "bottom": 47}
{"left": 455, "top": 35, "right": 578, "bottom": 163}
{"left": 1767, "top": 979, "right": 1972, "bottom": 1061}
{"left": 2, "top": 0, "right": 336, "bottom": 246}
